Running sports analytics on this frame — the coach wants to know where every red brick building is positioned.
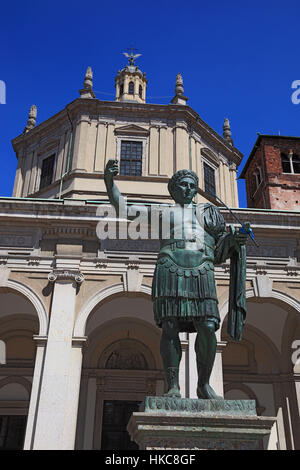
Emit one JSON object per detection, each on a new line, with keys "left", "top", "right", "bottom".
{"left": 240, "top": 135, "right": 300, "bottom": 210}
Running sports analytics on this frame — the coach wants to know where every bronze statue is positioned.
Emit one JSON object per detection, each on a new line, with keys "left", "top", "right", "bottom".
{"left": 105, "top": 160, "right": 248, "bottom": 400}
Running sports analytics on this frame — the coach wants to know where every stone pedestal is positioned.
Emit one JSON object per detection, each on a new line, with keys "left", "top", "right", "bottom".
{"left": 127, "top": 397, "right": 276, "bottom": 450}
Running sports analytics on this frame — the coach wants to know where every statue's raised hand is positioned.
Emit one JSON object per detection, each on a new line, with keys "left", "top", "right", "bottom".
{"left": 104, "top": 159, "right": 119, "bottom": 180}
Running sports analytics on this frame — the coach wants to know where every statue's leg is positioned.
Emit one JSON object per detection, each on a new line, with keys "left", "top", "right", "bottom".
{"left": 193, "top": 319, "right": 222, "bottom": 399}
{"left": 160, "top": 318, "right": 182, "bottom": 398}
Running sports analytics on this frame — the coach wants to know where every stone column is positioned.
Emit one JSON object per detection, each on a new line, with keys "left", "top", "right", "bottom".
{"left": 175, "top": 125, "right": 189, "bottom": 171}
{"left": 142, "top": 82, "right": 146, "bottom": 101}
{"left": 282, "top": 374, "right": 300, "bottom": 450}
{"left": 22, "top": 150, "right": 34, "bottom": 197}
{"left": 23, "top": 335, "right": 47, "bottom": 450}
{"left": 72, "top": 116, "right": 90, "bottom": 172}
{"left": 55, "top": 133, "right": 67, "bottom": 180}
{"left": 195, "top": 141, "right": 202, "bottom": 202}
{"left": 229, "top": 163, "right": 239, "bottom": 207}
{"left": 28, "top": 149, "right": 38, "bottom": 195}
{"left": 105, "top": 122, "right": 116, "bottom": 164}
{"left": 123, "top": 76, "right": 129, "bottom": 99}
{"left": 85, "top": 121, "right": 98, "bottom": 173}
{"left": 148, "top": 126, "right": 159, "bottom": 175}
{"left": 82, "top": 377, "right": 97, "bottom": 449}
{"left": 94, "top": 122, "right": 107, "bottom": 172}
{"left": 31, "top": 270, "right": 85, "bottom": 450}
{"left": 158, "top": 126, "right": 168, "bottom": 176}
{"left": 190, "top": 136, "right": 196, "bottom": 172}
{"left": 218, "top": 160, "right": 226, "bottom": 202}
{"left": 12, "top": 149, "right": 24, "bottom": 197}
{"left": 115, "top": 82, "right": 120, "bottom": 100}
{"left": 223, "top": 163, "right": 233, "bottom": 206}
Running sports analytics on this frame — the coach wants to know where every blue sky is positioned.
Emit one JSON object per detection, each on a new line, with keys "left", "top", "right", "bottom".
{"left": 1, "top": 0, "right": 300, "bottom": 207}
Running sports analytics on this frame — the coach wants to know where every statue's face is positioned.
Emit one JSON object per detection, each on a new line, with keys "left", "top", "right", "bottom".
{"left": 172, "top": 176, "right": 198, "bottom": 205}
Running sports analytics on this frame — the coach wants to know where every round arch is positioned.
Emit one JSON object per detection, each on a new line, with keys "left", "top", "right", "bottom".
{"left": 99, "top": 338, "right": 156, "bottom": 370}
{"left": 82, "top": 315, "right": 161, "bottom": 369}
{"left": 0, "top": 376, "right": 32, "bottom": 396}
{"left": 74, "top": 283, "right": 152, "bottom": 337}
{"left": 219, "top": 288, "right": 300, "bottom": 328}
{"left": 0, "top": 280, "right": 48, "bottom": 336}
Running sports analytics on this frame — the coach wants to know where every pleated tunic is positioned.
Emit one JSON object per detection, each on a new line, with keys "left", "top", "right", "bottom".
{"left": 152, "top": 203, "right": 233, "bottom": 333}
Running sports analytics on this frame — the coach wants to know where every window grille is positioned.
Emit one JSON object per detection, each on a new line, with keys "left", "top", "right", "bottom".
{"left": 40, "top": 154, "right": 55, "bottom": 190}
{"left": 203, "top": 162, "right": 216, "bottom": 197}
{"left": 120, "top": 141, "right": 142, "bottom": 176}
{"left": 128, "top": 82, "right": 134, "bottom": 95}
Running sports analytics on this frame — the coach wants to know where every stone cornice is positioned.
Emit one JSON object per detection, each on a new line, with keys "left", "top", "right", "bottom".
{"left": 0, "top": 198, "right": 298, "bottom": 231}
{"left": 11, "top": 98, "right": 243, "bottom": 165}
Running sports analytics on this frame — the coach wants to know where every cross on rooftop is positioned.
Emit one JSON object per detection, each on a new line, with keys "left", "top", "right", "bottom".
{"left": 123, "top": 45, "right": 142, "bottom": 66}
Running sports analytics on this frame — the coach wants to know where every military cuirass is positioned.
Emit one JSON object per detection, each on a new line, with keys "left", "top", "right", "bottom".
{"left": 158, "top": 204, "right": 215, "bottom": 268}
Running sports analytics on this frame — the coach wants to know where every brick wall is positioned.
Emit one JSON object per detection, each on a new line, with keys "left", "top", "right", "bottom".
{"left": 244, "top": 136, "right": 300, "bottom": 210}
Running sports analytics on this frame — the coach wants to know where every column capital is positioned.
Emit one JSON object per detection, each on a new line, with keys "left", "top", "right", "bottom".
{"left": 48, "top": 270, "right": 84, "bottom": 284}
{"left": 72, "top": 336, "right": 88, "bottom": 348}
{"left": 33, "top": 335, "right": 48, "bottom": 346}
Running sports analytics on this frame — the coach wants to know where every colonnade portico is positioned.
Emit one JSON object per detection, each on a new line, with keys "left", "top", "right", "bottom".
{"left": 1, "top": 272, "right": 300, "bottom": 450}
{"left": 220, "top": 294, "right": 300, "bottom": 450}
{"left": 0, "top": 200, "right": 299, "bottom": 450}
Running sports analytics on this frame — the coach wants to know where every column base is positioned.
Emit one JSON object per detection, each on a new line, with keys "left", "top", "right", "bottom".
{"left": 127, "top": 396, "right": 276, "bottom": 450}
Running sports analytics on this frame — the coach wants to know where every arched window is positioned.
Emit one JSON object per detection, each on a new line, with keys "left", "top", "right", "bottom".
{"left": 128, "top": 81, "right": 134, "bottom": 95}
{"left": 139, "top": 85, "right": 142, "bottom": 98}
{"left": 120, "top": 83, "right": 124, "bottom": 95}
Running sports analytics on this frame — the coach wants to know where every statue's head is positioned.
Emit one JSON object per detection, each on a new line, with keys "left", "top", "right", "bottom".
{"left": 168, "top": 169, "right": 198, "bottom": 205}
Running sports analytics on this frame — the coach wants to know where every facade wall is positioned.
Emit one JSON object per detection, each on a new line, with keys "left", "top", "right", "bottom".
{"left": 0, "top": 200, "right": 299, "bottom": 449}
{"left": 12, "top": 101, "right": 241, "bottom": 207}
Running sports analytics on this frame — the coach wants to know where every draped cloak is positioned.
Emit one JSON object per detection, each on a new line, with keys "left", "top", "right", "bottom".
{"left": 151, "top": 203, "right": 246, "bottom": 341}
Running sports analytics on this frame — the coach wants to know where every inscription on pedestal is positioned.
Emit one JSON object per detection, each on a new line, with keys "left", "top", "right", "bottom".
{"left": 141, "top": 396, "right": 257, "bottom": 416}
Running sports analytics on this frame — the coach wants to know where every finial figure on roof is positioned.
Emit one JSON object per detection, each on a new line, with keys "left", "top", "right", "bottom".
{"left": 79, "top": 66, "right": 95, "bottom": 98}
{"left": 175, "top": 73, "right": 184, "bottom": 95}
{"left": 171, "top": 73, "right": 188, "bottom": 105}
{"left": 123, "top": 45, "right": 142, "bottom": 67}
{"left": 24, "top": 105, "right": 37, "bottom": 133}
{"left": 223, "top": 117, "right": 234, "bottom": 146}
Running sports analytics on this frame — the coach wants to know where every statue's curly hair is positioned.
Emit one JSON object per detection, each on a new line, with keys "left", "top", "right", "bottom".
{"left": 168, "top": 169, "right": 199, "bottom": 198}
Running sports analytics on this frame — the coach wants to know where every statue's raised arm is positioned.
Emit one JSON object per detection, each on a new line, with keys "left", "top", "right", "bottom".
{"left": 104, "top": 159, "right": 126, "bottom": 215}
{"left": 104, "top": 159, "right": 148, "bottom": 222}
